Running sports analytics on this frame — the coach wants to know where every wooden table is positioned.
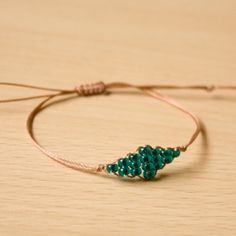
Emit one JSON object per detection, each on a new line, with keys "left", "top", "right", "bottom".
{"left": 1, "top": 1, "right": 235, "bottom": 235}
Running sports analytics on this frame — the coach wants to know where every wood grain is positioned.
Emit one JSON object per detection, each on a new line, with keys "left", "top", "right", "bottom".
{"left": 0, "top": 1, "right": 235, "bottom": 235}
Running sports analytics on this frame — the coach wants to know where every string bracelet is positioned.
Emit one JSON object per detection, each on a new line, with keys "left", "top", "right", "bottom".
{"left": 1, "top": 81, "right": 235, "bottom": 180}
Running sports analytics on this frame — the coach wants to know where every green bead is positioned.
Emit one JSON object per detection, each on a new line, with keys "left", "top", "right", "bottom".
{"left": 129, "top": 160, "right": 141, "bottom": 168}
{"left": 164, "top": 148, "right": 174, "bottom": 157}
{"left": 127, "top": 154, "right": 134, "bottom": 162}
{"left": 140, "top": 154, "right": 153, "bottom": 163}
{"left": 142, "top": 162, "right": 155, "bottom": 171}
{"left": 138, "top": 145, "right": 153, "bottom": 156}
{"left": 173, "top": 149, "right": 181, "bottom": 158}
{"left": 153, "top": 147, "right": 164, "bottom": 156}
{"left": 131, "top": 168, "right": 142, "bottom": 176}
{"left": 145, "top": 145, "right": 153, "bottom": 154}
{"left": 159, "top": 155, "right": 166, "bottom": 163}
{"left": 164, "top": 156, "right": 174, "bottom": 164}
{"left": 123, "top": 167, "right": 130, "bottom": 175}
{"left": 155, "top": 161, "right": 165, "bottom": 170}
{"left": 106, "top": 164, "right": 112, "bottom": 173}
{"left": 106, "top": 164, "right": 118, "bottom": 173}
{"left": 153, "top": 155, "right": 165, "bottom": 165}
{"left": 118, "top": 167, "right": 130, "bottom": 176}
{"left": 117, "top": 159, "right": 122, "bottom": 167}
{"left": 153, "top": 154, "right": 162, "bottom": 163}
{"left": 138, "top": 147, "right": 145, "bottom": 156}
{"left": 118, "top": 168, "right": 125, "bottom": 176}
{"left": 143, "top": 171, "right": 150, "bottom": 179}
{"left": 129, "top": 153, "right": 141, "bottom": 162}
{"left": 118, "top": 158, "right": 130, "bottom": 167}
{"left": 143, "top": 169, "right": 156, "bottom": 180}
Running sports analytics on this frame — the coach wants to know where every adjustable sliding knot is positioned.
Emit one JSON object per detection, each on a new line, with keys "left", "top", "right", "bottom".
{"left": 75, "top": 81, "right": 106, "bottom": 96}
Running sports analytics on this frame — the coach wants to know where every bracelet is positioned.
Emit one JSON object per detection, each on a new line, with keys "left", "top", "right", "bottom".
{"left": 1, "top": 81, "right": 235, "bottom": 180}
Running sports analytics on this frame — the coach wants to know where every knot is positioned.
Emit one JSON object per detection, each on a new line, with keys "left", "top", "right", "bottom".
{"left": 96, "top": 164, "right": 105, "bottom": 172}
{"left": 177, "top": 146, "right": 187, "bottom": 152}
{"left": 75, "top": 82, "right": 106, "bottom": 96}
{"left": 206, "top": 85, "right": 216, "bottom": 92}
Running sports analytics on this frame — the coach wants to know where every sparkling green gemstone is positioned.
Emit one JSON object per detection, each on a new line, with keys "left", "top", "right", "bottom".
{"left": 118, "top": 167, "right": 130, "bottom": 176}
{"left": 131, "top": 168, "right": 142, "bottom": 176}
{"left": 164, "top": 148, "right": 174, "bottom": 157}
{"left": 118, "top": 158, "right": 130, "bottom": 167}
{"left": 129, "top": 160, "right": 141, "bottom": 168}
{"left": 106, "top": 164, "right": 118, "bottom": 173}
{"left": 142, "top": 162, "right": 155, "bottom": 171}
{"left": 173, "top": 149, "right": 181, "bottom": 158}
{"left": 143, "top": 169, "right": 156, "bottom": 180}
{"left": 164, "top": 155, "right": 174, "bottom": 164}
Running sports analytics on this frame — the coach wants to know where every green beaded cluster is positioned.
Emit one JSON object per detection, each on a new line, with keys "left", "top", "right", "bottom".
{"left": 106, "top": 145, "right": 181, "bottom": 180}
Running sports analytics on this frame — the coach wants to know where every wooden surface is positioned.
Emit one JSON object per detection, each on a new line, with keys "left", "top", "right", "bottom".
{"left": 0, "top": 1, "right": 236, "bottom": 235}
